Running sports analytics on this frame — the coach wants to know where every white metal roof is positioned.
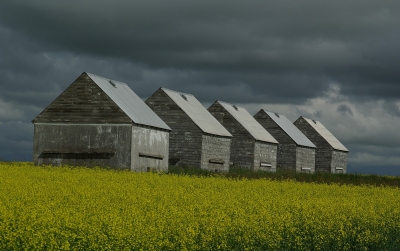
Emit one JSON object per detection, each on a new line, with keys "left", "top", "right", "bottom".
{"left": 87, "top": 73, "right": 171, "bottom": 130}
{"left": 302, "top": 117, "right": 348, "bottom": 152}
{"left": 161, "top": 88, "right": 232, "bottom": 137}
{"left": 262, "top": 110, "right": 315, "bottom": 148}
{"left": 216, "top": 101, "right": 278, "bottom": 144}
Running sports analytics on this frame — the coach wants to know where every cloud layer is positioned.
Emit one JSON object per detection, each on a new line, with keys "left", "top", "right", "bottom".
{"left": 1, "top": 1, "right": 400, "bottom": 174}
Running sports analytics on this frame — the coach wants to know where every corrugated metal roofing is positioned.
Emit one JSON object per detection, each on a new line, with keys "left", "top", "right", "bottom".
{"left": 161, "top": 88, "right": 232, "bottom": 137}
{"left": 262, "top": 110, "right": 315, "bottom": 148}
{"left": 216, "top": 101, "right": 278, "bottom": 144}
{"left": 87, "top": 73, "right": 171, "bottom": 130}
{"left": 302, "top": 117, "right": 348, "bottom": 152}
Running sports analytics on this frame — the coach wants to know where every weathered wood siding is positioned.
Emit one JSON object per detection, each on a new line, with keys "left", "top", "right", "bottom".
{"left": 277, "top": 144, "right": 297, "bottom": 170}
{"left": 33, "top": 123, "right": 131, "bottom": 169}
{"left": 294, "top": 117, "right": 336, "bottom": 172}
{"left": 254, "top": 111, "right": 294, "bottom": 144}
{"left": 146, "top": 89, "right": 203, "bottom": 168}
{"left": 331, "top": 150, "right": 347, "bottom": 173}
{"left": 201, "top": 134, "right": 231, "bottom": 172}
{"left": 208, "top": 102, "right": 255, "bottom": 169}
{"left": 131, "top": 125, "right": 169, "bottom": 172}
{"left": 296, "top": 146, "right": 316, "bottom": 173}
{"left": 254, "top": 111, "right": 315, "bottom": 172}
{"left": 254, "top": 141, "right": 277, "bottom": 172}
{"left": 33, "top": 73, "right": 131, "bottom": 124}
{"left": 254, "top": 111, "right": 296, "bottom": 171}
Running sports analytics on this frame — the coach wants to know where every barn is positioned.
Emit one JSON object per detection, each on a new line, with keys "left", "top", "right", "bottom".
{"left": 293, "top": 116, "right": 349, "bottom": 173}
{"left": 32, "top": 72, "right": 171, "bottom": 172}
{"left": 208, "top": 101, "right": 278, "bottom": 172}
{"left": 254, "top": 110, "right": 316, "bottom": 173}
{"left": 145, "top": 88, "right": 232, "bottom": 172}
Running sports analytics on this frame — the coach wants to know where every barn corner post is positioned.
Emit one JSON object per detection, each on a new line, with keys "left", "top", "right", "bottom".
{"left": 32, "top": 121, "right": 40, "bottom": 166}
{"left": 146, "top": 88, "right": 232, "bottom": 173}
{"left": 254, "top": 110, "right": 316, "bottom": 173}
{"left": 32, "top": 72, "right": 170, "bottom": 172}
{"left": 208, "top": 101, "right": 278, "bottom": 172}
{"left": 293, "top": 116, "right": 349, "bottom": 174}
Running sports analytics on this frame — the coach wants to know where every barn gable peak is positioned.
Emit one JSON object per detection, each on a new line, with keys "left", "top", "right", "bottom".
{"left": 159, "top": 88, "right": 232, "bottom": 137}
{"left": 33, "top": 72, "right": 170, "bottom": 131}
{"left": 259, "top": 110, "right": 316, "bottom": 148}
{"left": 86, "top": 73, "right": 170, "bottom": 130}
{"left": 215, "top": 101, "right": 278, "bottom": 144}
{"left": 297, "top": 116, "right": 348, "bottom": 152}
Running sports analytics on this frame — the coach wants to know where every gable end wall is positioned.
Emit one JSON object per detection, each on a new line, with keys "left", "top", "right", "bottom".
{"left": 146, "top": 89, "right": 203, "bottom": 168}
{"left": 276, "top": 144, "right": 297, "bottom": 170}
{"left": 34, "top": 73, "right": 131, "bottom": 124}
{"left": 296, "top": 146, "right": 316, "bottom": 173}
{"left": 255, "top": 111, "right": 298, "bottom": 171}
{"left": 33, "top": 123, "right": 131, "bottom": 169}
{"left": 208, "top": 102, "right": 255, "bottom": 169}
{"left": 254, "top": 111, "right": 295, "bottom": 144}
{"left": 294, "top": 117, "right": 332, "bottom": 172}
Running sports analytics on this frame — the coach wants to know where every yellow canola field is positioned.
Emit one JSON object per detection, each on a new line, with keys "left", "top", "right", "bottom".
{"left": 0, "top": 162, "right": 399, "bottom": 250}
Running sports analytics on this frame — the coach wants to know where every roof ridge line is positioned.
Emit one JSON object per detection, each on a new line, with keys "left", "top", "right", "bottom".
{"left": 86, "top": 72, "right": 127, "bottom": 86}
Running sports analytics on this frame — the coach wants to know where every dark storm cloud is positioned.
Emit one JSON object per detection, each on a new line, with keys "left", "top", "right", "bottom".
{"left": 382, "top": 101, "right": 400, "bottom": 118}
{"left": 1, "top": 0, "right": 399, "bottom": 102}
{"left": 337, "top": 104, "right": 353, "bottom": 116}
{"left": 0, "top": 121, "right": 32, "bottom": 161}
{"left": 1, "top": 0, "right": 400, "bottom": 175}
{"left": 347, "top": 143, "right": 400, "bottom": 175}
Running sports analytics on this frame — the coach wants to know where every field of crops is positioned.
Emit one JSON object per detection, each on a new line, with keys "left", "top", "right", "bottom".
{"left": 1, "top": 162, "right": 400, "bottom": 250}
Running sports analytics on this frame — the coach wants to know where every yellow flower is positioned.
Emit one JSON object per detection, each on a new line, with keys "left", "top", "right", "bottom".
{"left": 0, "top": 162, "right": 399, "bottom": 250}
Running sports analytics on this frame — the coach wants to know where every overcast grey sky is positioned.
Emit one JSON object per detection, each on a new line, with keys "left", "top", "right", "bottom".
{"left": 1, "top": 0, "right": 400, "bottom": 175}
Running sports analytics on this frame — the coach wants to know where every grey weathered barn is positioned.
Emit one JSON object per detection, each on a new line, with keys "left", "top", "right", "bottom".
{"left": 254, "top": 110, "right": 316, "bottom": 173}
{"left": 32, "top": 72, "right": 171, "bottom": 172}
{"left": 293, "top": 116, "right": 349, "bottom": 173}
{"left": 208, "top": 101, "right": 278, "bottom": 171}
{"left": 145, "top": 88, "right": 232, "bottom": 172}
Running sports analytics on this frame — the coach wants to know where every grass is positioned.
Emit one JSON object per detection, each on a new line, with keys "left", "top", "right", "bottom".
{"left": 169, "top": 166, "right": 400, "bottom": 188}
